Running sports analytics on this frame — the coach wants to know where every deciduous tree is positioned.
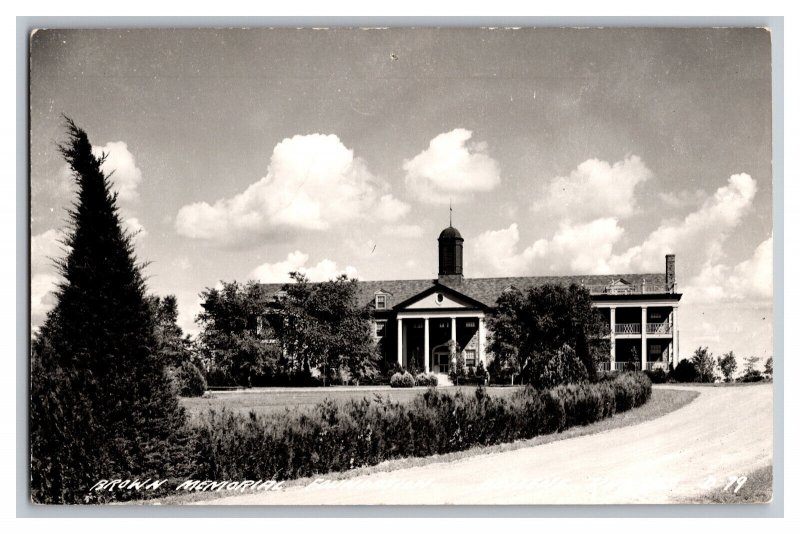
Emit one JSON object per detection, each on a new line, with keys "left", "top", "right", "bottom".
{"left": 716, "top": 351, "right": 738, "bottom": 383}
{"left": 487, "top": 283, "right": 609, "bottom": 388}
{"left": 274, "top": 272, "right": 379, "bottom": 385}
{"left": 196, "top": 280, "right": 280, "bottom": 386}
{"left": 740, "top": 356, "right": 764, "bottom": 383}
{"left": 692, "top": 346, "right": 717, "bottom": 383}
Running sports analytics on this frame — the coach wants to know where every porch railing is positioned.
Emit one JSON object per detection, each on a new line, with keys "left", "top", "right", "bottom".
{"left": 615, "top": 323, "right": 641, "bottom": 334}
{"left": 598, "top": 362, "right": 641, "bottom": 372}
{"left": 586, "top": 284, "right": 668, "bottom": 295}
{"left": 646, "top": 361, "right": 668, "bottom": 371}
{"left": 646, "top": 323, "right": 673, "bottom": 335}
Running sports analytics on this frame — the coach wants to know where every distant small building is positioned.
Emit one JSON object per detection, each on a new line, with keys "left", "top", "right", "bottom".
{"left": 261, "top": 225, "right": 681, "bottom": 377}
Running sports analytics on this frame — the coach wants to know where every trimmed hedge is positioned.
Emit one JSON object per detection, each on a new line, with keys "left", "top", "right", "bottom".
{"left": 415, "top": 372, "right": 438, "bottom": 387}
{"left": 190, "top": 372, "right": 651, "bottom": 482}
{"left": 390, "top": 371, "right": 415, "bottom": 388}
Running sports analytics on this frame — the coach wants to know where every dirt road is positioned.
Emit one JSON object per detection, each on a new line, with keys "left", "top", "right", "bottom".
{"left": 199, "top": 384, "right": 773, "bottom": 505}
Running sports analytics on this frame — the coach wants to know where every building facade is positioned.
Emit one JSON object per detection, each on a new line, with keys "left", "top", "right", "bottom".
{"left": 262, "top": 225, "right": 682, "bottom": 377}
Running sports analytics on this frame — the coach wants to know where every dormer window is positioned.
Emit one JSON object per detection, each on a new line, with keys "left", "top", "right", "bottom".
{"left": 375, "top": 294, "right": 387, "bottom": 310}
{"left": 607, "top": 279, "right": 633, "bottom": 295}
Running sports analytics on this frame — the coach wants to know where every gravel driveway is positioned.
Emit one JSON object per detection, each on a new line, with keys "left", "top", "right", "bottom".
{"left": 199, "top": 384, "right": 773, "bottom": 505}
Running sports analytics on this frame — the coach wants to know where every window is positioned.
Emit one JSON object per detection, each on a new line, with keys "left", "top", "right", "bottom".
{"left": 465, "top": 320, "right": 476, "bottom": 328}
{"left": 375, "top": 294, "right": 387, "bottom": 310}
{"left": 439, "top": 321, "right": 449, "bottom": 329}
{"left": 375, "top": 321, "right": 386, "bottom": 337}
{"left": 436, "top": 293, "right": 444, "bottom": 304}
{"left": 649, "top": 344, "right": 661, "bottom": 355}
{"left": 465, "top": 349, "right": 476, "bottom": 366}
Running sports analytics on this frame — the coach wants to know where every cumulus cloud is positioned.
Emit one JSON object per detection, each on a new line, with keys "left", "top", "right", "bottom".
{"left": 658, "top": 189, "right": 707, "bottom": 209}
{"left": 608, "top": 173, "right": 757, "bottom": 274}
{"left": 30, "top": 229, "right": 69, "bottom": 327}
{"left": 93, "top": 141, "right": 143, "bottom": 203}
{"left": 381, "top": 224, "right": 424, "bottom": 239}
{"left": 533, "top": 156, "right": 652, "bottom": 222}
{"left": 374, "top": 194, "right": 411, "bottom": 221}
{"left": 529, "top": 218, "right": 626, "bottom": 274}
{"left": 404, "top": 128, "right": 501, "bottom": 204}
{"left": 40, "top": 140, "right": 143, "bottom": 210}
{"left": 472, "top": 223, "right": 533, "bottom": 275}
{"left": 472, "top": 219, "right": 625, "bottom": 276}
{"left": 176, "top": 134, "right": 408, "bottom": 244}
{"left": 473, "top": 173, "right": 759, "bottom": 285}
{"left": 31, "top": 273, "right": 61, "bottom": 326}
{"left": 250, "top": 251, "right": 358, "bottom": 284}
{"left": 684, "top": 234, "right": 773, "bottom": 303}
{"left": 122, "top": 217, "right": 147, "bottom": 242}
{"left": 31, "top": 228, "right": 66, "bottom": 273}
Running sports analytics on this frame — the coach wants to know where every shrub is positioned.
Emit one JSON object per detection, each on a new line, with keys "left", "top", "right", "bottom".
{"left": 644, "top": 368, "right": 667, "bottom": 384}
{"left": 475, "top": 361, "right": 487, "bottom": 382}
{"left": 670, "top": 359, "right": 698, "bottom": 383}
{"left": 390, "top": 371, "right": 414, "bottom": 388}
{"left": 190, "top": 372, "right": 651, "bottom": 483}
{"left": 611, "top": 372, "right": 652, "bottom": 411}
{"left": 175, "top": 361, "right": 207, "bottom": 397}
{"left": 415, "top": 372, "right": 438, "bottom": 387}
{"left": 740, "top": 370, "right": 764, "bottom": 383}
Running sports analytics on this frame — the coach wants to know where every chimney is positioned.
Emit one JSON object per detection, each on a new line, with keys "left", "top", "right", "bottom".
{"left": 665, "top": 254, "right": 676, "bottom": 292}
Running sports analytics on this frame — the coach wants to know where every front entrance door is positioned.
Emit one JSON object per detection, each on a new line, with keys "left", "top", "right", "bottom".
{"left": 432, "top": 346, "right": 450, "bottom": 374}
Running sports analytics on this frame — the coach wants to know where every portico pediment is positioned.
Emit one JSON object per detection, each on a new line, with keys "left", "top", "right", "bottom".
{"left": 394, "top": 284, "right": 488, "bottom": 311}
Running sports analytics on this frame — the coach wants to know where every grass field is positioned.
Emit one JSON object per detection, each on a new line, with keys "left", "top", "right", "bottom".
{"left": 181, "top": 385, "right": 523, "bottom": 420}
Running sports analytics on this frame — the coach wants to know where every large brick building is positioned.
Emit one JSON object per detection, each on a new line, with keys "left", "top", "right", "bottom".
{"left": 262, "top": 224, "right": 682, "bottom": 377}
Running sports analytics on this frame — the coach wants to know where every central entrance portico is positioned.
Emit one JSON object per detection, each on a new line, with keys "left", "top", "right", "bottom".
{"left": 394, "top": 283, "right": 488, "bottom": 374}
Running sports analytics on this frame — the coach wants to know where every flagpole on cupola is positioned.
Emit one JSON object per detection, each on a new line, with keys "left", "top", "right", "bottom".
{"left": 449, "top": 198, "right": 452, "bottom": 227}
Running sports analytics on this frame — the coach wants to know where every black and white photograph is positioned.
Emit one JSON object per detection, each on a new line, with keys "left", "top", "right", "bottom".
{"left": 26, "top": 25, "right": 776, "bottom": 508}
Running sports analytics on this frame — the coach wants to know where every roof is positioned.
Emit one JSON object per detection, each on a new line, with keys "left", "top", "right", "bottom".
{"left": 438, "top": 226, "right": 463, "bottom": 240}
{"left": 260, "top": 272, "right": 667, "bottom": 310}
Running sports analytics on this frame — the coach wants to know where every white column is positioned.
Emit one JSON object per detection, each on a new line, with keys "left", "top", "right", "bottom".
{"left": 672, "top": 307, "right": 679, "bottom": 366}
{"left": 641, "top": 307, "right": 648, "bottom": 370}
{"left": 609, "top": 307, "right": 617, "bottom": 371}
{"left": 478, "top": 317, "right": 487, "bottom": 365}
{"left": 451, "top": 317, "right": 457, "bottom": 342}
{"left": 396, "top": 318, "right": 403, "bottom": 367}
{"left": 423, "top": 318, "right": 430, "bottom": 374}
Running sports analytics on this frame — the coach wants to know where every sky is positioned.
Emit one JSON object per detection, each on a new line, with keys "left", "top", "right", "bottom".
{"left": 29, "top": 27, "right": 774, "bottom": 368}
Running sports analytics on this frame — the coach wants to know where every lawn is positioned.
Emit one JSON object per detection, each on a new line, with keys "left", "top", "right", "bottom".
{"left": 181, "top": 385, "right": 523, "bottom": 421}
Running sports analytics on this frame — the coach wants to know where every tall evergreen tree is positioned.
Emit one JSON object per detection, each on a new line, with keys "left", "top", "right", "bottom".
{"left": 30, "top": 118, "right": 188, "bottom": 503}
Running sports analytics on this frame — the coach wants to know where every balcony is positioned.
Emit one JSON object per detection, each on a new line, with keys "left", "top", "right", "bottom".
{"left": 609, "top": 323, "right": 673, "bottom": 336}
{"left": 615, "top": 323, "right": 641, "bottom": 335}
{"left": 646, "top": 323, "right": 673, "bottom": 335}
